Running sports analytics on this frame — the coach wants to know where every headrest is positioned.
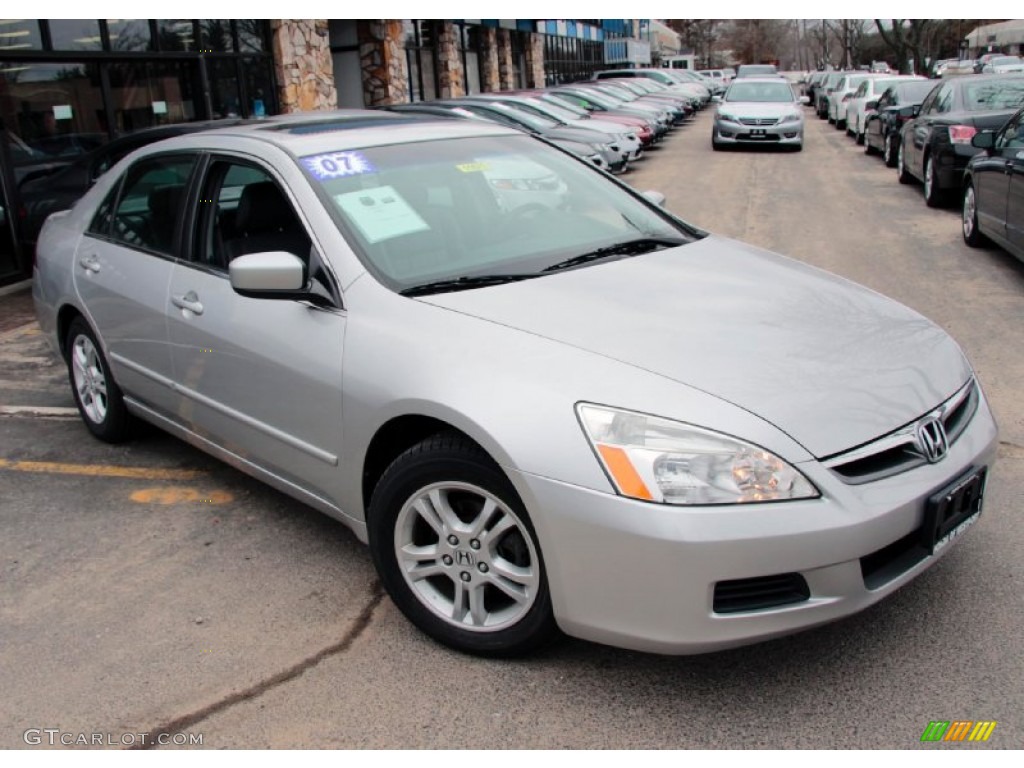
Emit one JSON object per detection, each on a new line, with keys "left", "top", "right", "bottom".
{"left": 148, "top": 185, "right": 184, "bottom": 219}
{"left": 235, "top": 181, "right": 294, "bottom": 234}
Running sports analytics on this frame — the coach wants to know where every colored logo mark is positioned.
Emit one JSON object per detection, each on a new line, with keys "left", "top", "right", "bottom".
{"left": 921, "top": 721, "right": 996, "bottom": 742}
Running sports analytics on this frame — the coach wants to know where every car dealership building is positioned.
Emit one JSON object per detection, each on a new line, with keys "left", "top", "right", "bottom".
{"left": 0, "top": 18, "right": 653, "bottom": 286}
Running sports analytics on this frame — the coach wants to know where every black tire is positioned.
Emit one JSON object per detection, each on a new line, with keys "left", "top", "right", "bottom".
{"left": 65, "top": 317, "right": 132, "bottom": 443}
{"left": 712, "top": 138, "right": 723, "bottom": 151}
{"left": 923, "top": 154, "right": 947, "bottom": 208}
{"left": 883, "top": 135, "right": 897, "bottom": 167}
{"left": 855, "top": 131, "right": 865, "bottom": 145}
{"left": 367, "top": 432, "right": 557, "bottom": 657}
{"left": 864, "top": 137, "right": 877, "bottom": 155}
{"left": 962, "top": 182, "right": 987, "bottom": 247}
{"left": 897, "top": 138, "right": 914, "bottom": 184}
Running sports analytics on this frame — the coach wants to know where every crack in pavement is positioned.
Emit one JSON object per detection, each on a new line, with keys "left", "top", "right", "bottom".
{"left": 998, "top": 440, "right": 1024, "bottom": 459}
{"left": 130, "top": 581, "right": 385, "bottom": 750}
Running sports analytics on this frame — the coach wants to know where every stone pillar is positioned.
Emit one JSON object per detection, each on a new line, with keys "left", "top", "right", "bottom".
{"left": 436, "top": 21, "right": 465, "bottom": 99}
{"left": 524, "top": 32, "right": 546, "bottom": 88}
{"left": 271, "top": 20, "right": 337, "bottom": 113}
{"left": 497, "top": 28, "right": 515, "bottom": 90}
{"left": 479, "top": 27, "right": 500, "bottom": 92}
{"left": 358, "top": 20, "right": 410, "bottom": 106}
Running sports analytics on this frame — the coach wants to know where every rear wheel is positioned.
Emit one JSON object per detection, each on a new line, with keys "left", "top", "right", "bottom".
{"left": 883, "top": 134, "right": 897, "bottom": 167}
{"left": 65, "top": 318, "right": 132, "bottom": 443}
{"left": 368, "top": 432, "right": 557, "bottom": 657}
{"left": 923, "top": 154, "right": 946, "bottom": 207}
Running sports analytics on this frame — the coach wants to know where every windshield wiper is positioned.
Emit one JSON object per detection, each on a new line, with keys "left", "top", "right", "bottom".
{"left": 542, "top": 237, "right": 686, "bottom": 273}
{"left": 400, "top": 273, "right": 539, "bottom": 297}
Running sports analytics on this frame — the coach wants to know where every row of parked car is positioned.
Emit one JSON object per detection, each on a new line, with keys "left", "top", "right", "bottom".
{"left": 811, "top": 69, "right": 1024, "bottom": 262}
{"left": 15, "top": 67, "right": 723, "bottom": 253}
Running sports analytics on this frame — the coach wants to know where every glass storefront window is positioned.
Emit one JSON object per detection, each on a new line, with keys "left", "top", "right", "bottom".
{"left": 107, "top": 60, "right": 199, "bottom": 132}
{"left": 199, "top": 20, "right": 233, "bottom": 53}
{"left": 0, "top": 60, "right": 104, "bottom": 178}
{"left": 236, "top": 20, "right": 267, "bottom": 53}
{"left": 0, "top": 20, "right": 42, "bottom": 52}
{"left": 48, "top": 20, "right": 103, "bottom": 51}
{"left": 156, "top": 20, "right": 196, "bottom": 52}
{"left": 106, "top": 19, "right": 151, "bottom": 52}
{"left": 242, "top": 57, "right": 275, "bottom": 118}
{"left": 208, "top": 58, "right": 241, "bottom": 118}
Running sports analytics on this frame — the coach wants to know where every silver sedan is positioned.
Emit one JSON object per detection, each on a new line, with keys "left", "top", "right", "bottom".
{"left": 712, "top": 77, "right": 806, "bottom": 150}
{"left": 34, "top": 111, "right": 996, "bottom": 656}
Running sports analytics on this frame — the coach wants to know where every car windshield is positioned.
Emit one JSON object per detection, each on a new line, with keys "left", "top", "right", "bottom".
{"left": 963, "top": 80, "right": 1024, "bottom": 111}
{"left": 302, "top": 135, "right": 692, "bottom": 292}
{"left": 725, "top": 82, "right": 794, "bottom": 103}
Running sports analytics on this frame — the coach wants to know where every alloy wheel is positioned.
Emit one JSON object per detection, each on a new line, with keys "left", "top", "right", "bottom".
{"left": 71, "top": 335, "right": 108, "bottom": 424}
{"left": 394, "top": 482, "right": 540, "bottom": 632}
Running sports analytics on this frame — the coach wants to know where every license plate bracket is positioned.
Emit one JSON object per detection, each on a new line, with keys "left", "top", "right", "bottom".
{"left": 922, "top": 467, "right": 986, "bottom": 554}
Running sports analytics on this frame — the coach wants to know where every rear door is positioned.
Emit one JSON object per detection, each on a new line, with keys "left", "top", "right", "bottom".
{"left": 165, "top": 153, "right": 346, "bottom": 503}
{"left": 74, "top": 153, "right": 197, "bottom": 413}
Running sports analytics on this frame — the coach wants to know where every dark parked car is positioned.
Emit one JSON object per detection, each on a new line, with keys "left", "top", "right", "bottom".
{"left": 962, "top": 106, "right": 1024, "bottom": 260}
{"left": 864, "top": 79, "right": 938, "bottom": 165}
{"left": 816, "top": 72, "right": 847, "bottom": 119}
{"left": 897, "top": 74, "right": 1024, "bottom": 206}
{"left": 18, "top": 119, "right": 256, "bottom": 248}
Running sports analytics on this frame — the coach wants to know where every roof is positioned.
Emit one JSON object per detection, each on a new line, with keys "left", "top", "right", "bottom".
{"left": 146, "top": 109, "right": 520, "bottom": 157}
{"left": 966, "top": 19, "right": 1024, "bottom": 47}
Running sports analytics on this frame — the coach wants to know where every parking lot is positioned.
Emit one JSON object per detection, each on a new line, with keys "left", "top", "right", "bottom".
{"left": 2, "top": 107, "right": 1023, "bottom": 749}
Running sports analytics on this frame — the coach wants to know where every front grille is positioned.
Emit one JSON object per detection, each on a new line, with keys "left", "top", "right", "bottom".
{"left": 824, "top": 380, "right": 978, "bottom": 485}
{"left": 713, "top": 573, "right": 810, "bottom": 614}
{"left": 738, "top": 117, "right": 779, "bottom": 126}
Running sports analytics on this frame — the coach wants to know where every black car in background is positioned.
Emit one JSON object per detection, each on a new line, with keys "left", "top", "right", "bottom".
{"left": 897, "top": 74, "right": 1024, "bottom": 207}
{"left": 864, "top": 79, "right": 938, "bottom": 166}
{"left": 18, "top": 119, "right": 255, "bottom": 249}
{"left": 962, "top": 106, "right": 1024, "bottom": 261}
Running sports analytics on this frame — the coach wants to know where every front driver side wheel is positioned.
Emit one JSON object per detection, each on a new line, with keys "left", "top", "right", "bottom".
{"left": 368, "top": 432, "right": 557, "bottom": 656}
{"left": 962, "top": 182, "right": 986, "bottom": 247}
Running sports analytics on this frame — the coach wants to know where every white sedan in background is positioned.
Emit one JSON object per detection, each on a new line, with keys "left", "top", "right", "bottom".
{"left": 845, "top": 75, "right": 926, "bottom": 143}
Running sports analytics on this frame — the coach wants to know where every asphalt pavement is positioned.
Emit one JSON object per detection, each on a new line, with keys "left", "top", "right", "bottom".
{"left": 1, "top": 108, "right": 1022, "bottom": 749}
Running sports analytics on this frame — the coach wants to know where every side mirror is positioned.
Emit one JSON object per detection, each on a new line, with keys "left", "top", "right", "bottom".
{"left": 799, "top": 95, "right": 811, "bottom": 105}
{"left": 912, "top": 105, "right": 921, "bottom": 117}
{"left": 971, "top": 131, "right": 995, "bottom": 150}
{"left": 866, "top": 100, "right": 879, "bottom": 111}
{"left": 641, "top": 190, "right": 666, "bottom": 207}
{"left": 229, "top": 251, "right": 308, "bottom": 299}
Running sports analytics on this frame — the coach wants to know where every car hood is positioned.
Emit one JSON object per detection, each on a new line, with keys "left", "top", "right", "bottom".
{"left": 420, "top": 236, "right": 971, "bottom": 458}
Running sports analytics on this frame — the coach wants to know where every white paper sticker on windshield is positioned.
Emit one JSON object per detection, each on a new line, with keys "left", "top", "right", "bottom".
{"left": 334, "top": 186, "right": 429, "bottom": 244}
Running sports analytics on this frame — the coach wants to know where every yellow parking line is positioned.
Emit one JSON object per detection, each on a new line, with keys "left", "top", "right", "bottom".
{"left": 0, "top": 458, "right": 205, "bottom": 481}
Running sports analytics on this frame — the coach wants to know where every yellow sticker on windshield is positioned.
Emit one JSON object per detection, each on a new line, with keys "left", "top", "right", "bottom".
{"left": 456, "top": 162, "right": 489, "bottom": 173}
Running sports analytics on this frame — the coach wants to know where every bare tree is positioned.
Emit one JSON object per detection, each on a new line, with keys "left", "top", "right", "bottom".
{"left": 874, "top": 20, "right": 938, "bottom": 74}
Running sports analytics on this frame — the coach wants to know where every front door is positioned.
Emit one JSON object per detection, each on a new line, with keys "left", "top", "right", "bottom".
{"left": 166, "top": 156, "right": 346, "bottom": 503}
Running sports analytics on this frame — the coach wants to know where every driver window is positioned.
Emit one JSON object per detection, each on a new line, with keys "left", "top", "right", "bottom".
{"left": 999, "top": 117, "right": 1024, "bottom": 149}
{"left": 194, "top": 160, "right": 311, "bottom": 271}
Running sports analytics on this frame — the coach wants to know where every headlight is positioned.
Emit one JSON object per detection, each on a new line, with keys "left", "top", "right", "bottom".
{"left": 717, "top": 111, "right": 737, "bottom": 123}
{"left": 780, "top": 111, "right": 803, "bottom": 123}
{"left": 577, "top": 404, "right": 818, "bottom": 505}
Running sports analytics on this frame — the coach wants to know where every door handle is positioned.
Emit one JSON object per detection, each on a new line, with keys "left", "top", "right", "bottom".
{"left": 78, "top": 254, "right": 100, "bottom": 274}
{"left": 171, "top": 291, "right": 204, "bottom": 316}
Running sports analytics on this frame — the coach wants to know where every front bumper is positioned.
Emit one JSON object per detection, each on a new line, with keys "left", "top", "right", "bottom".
{"left": 714, "top": 119, "right": 804, "bottom": 146}
{"left": 509, "top": 392, "right": 998, "bottom": 654}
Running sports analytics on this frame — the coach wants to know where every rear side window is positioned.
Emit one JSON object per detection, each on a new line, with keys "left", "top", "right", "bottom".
{"left": 109, "top": 155, "right": 197, "bottom": 255}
